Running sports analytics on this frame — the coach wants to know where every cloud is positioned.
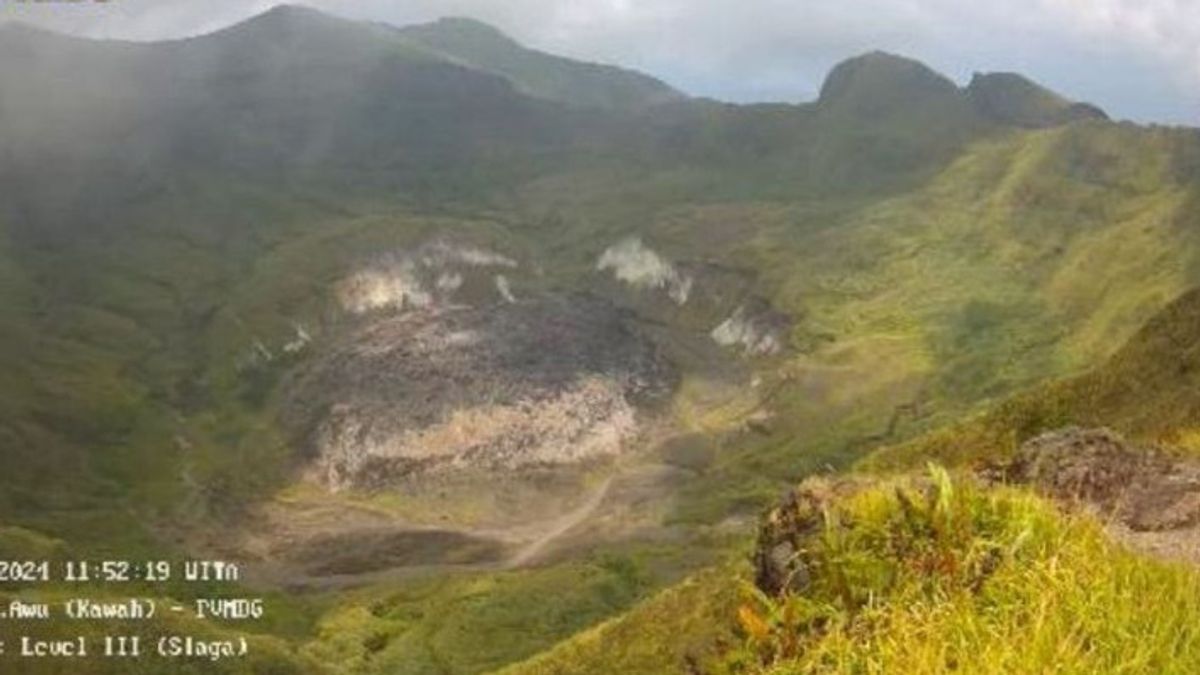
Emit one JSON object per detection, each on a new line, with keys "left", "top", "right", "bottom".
{"left": 2, "top": 0, "right": 1195, "bottom": 124}
{"left": 1043, "top": 0, "right": 1200, "bottom": 82}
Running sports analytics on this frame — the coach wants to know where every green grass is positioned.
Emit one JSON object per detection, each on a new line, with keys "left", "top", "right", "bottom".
{"left": 299, "top": 543, "right": 713, "bottom": 675}
{"left": 2, "top": 40, "right": 1200, "bottom": 674}
{"left": 722, "top": 469, "right": 1200, "bottom": 674}
{"left": 865, "top": 286, "right": 1200, "bottom": 472}
{"left": 514, "top": 275, "right": 1200, "bottom": 675}
{"left": 656, "top": 122, "right": 1199, "bottom": 525}
{"left": 497, "top": 564, "right": 744, "bottom": 675}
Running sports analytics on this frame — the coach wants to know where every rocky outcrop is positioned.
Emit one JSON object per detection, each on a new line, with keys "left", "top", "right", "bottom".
{"left": 753, "top": 478, "right": 868, "bottom": 596}
{"left": 966, "top": 72, "right": 1108, "bottom": 129}
{"left": 991, "top": 427, "right": 1200, "bottom": 532}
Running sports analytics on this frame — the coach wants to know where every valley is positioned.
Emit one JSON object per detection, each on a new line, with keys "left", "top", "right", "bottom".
{"left": 1, "top": 5, "right": 1200, "bottom": 674}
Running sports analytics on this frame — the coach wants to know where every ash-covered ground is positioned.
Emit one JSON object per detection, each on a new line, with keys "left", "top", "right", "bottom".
{"left": 283, "top": 293, "right": 676, "bottom": 491}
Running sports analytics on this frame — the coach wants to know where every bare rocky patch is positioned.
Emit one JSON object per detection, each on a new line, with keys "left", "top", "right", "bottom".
{"left": 985, "top": 427, "right": 1200, "bottom": 563}
{"left": 282, "top": 293, "right": 675, "bottom": 491}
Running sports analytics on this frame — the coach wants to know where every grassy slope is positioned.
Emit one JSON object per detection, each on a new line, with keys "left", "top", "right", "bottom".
{"left": 3, "top": 20, "right": 1200, "bottom": 672}
{"left": 729, "top": 472, "right": 1200, "bottom": 674}
{"left": 655, "top": 121, "right": 1200, "bottom": 524}
{"left": 496, "top": 564, "right": 744, "bottom": 675}
{"left": 865, "top": 283, "right": 1200, "bottom": 473}
{"left": 301, "top": 550, "right": 693, "bottom": 675}
{"left": 689, "top": 258, "right": 1200, "bottom": 673}
{"left": 1, "top": 116, "right": 1194, "bottom": 673}
{"left": 502, "top": 468, "right": 1200, "bottom": 674}
{"left": 490, "top": 123, "right": 1200, "bottom": 673}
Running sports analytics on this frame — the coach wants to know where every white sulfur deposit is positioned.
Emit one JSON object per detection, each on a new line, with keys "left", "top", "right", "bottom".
{"left": 711, "top": 307, "right": 784, "bottom": 356}
{"left": 495, "top": 275, "right": 517, "bottom": 303}
{"left": 337, "top": 259, "right": 433, "bottom": 314}
{"left": 336, "top": 240, "right": 518, "bottom": 315}
{"left": 282, "top": 323, "right": 313, "bottom": 355}
{"left": 436, "top": 272, "right": 464, "bottom": 293}
{"left": 419, "top": 240, "right": 518, "bottom": 269}
{"left": 597, "top": 237, "right": 692, "bottom": 305}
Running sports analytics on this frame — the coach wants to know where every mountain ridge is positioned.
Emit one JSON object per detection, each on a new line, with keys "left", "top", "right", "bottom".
{"left": 394, "top": 15, "right": 685, "bottom": 110}
{"left": 2, "top": 6, "right": 1111, "bottom": 121}
{"left": 0, "top": 6, "right": 1188, "bottom": 675}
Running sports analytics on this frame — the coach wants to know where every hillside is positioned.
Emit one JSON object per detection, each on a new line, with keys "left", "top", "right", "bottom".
{"left": 503, "top": 287, "right": 1200, "bottom": 674}
{"left": 866, "top": 285, "right": 1200, "bottom": 471}
{"left": 0, "top": 5, "right": 1198, "bottom": 674}
{"left": 717, "top": 284, "right": 1200, "bottom": 671}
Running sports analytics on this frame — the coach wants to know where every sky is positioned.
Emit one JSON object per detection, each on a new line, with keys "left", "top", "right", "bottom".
{"left": 2, "top": 0, "right": 1198, "bottom": 125}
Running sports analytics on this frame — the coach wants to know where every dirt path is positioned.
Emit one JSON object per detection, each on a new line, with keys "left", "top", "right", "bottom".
{"left": 506, "top": 476, "right": 615, "bottom": 568}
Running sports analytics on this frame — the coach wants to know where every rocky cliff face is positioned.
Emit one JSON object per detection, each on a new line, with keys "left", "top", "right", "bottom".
{"left": 282, "top": 292, "right": 675, "bottom": 491}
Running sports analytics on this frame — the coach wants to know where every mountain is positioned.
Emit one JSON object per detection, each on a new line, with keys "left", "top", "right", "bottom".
{"left": 967, "top": 71, "right": 1109, "bottom": 128}
{"left": 818, "top": 50, "right": 963, "bottom": 112}
{"left": 0, "top": 5, "right": 1195, "bottom": 675}
{"left": 0, "top": 4, "right": 579, "bottom": 190}
{"left": 395, "top": 16, "right": 684, "bottom": 110}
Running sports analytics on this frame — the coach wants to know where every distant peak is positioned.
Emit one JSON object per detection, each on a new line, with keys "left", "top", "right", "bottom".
{"left": 818, "top": 51, "right": 958, "bottom": 107}
{"left": 967, "top": 71, "right": 1108, "bottom": 128}
{"left": 258, "top": 3, "right": 327, "bottom": 20}
{"left": 234, "top": 3, "right": 344, "bottom": 31}
{"left": 430, "top": 16, "right": 510, "bottom": 34}
{"left": 403, "top": 16, "right": 520, "bottom": 46}
{"left": 208, "top": 3, "right": 367, "bottom": 43}
{"left": 395, "top": 14, "right": 681, "bottom": 111}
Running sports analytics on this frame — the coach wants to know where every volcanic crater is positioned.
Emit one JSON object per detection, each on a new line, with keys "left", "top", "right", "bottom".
{"left": 282, "top": 291, "right": 676, "bottom": 492}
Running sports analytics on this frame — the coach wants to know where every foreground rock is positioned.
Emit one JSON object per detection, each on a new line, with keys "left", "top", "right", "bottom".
{"left": 753, "top": 478, "right": 867, "bottom": 597}
{"left": 992, "top": 427, "right": 1200, "bottom": 532}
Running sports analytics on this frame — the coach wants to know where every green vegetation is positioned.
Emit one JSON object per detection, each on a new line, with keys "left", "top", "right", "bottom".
{"left": 303, "top": 554, "right": 661, "bottom": 674}
{"left": 726, "top": 469, "right": 1200, "bottom": 674}
{"left": 503, "top": 257, "right": 1200, "bottom": 674}
{"left": 693, "top": 279, "right": 1200, "bottom": 674}
{"left": 663, "top": 120, "right": 1200, "bottom": 524}
{"left": 866, "top": 285, "right": 1200, "bottom": 472}
{"left": 498, "top": 564, "right": 744, "bottom": 675}
{"left": 3, "top": 6, "right": 1200, "bottom": 674}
